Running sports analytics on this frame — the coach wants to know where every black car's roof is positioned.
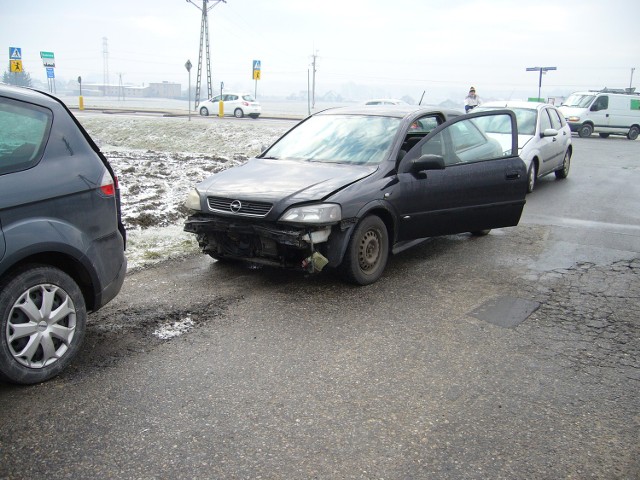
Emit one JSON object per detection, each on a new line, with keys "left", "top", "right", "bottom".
{"left": 315, "top": 104, "right": 463, "bottom": 119}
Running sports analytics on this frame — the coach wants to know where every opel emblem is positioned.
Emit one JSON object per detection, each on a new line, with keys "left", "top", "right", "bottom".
{"left": 230, "top": 200, "right": 242, "bottom": 213}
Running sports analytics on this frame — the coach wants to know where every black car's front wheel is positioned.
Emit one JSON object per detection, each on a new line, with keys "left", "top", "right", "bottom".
{"left": 0, "top": 265, "right": 87, "bottom": 385}
{"left": 339, "top": 215, "right": 389, "bottom": 285}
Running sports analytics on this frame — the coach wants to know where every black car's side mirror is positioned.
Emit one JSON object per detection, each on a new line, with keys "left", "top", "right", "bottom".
{"left": 411, "top": 154, "right": 445, "bottom": 172}
{"left": 402, "top": 154, "right": 445, "bottom": 178}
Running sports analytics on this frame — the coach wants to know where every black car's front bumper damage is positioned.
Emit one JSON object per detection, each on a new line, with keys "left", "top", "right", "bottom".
{"left": 184, "top": 213, "right": 348, "bottom": 272}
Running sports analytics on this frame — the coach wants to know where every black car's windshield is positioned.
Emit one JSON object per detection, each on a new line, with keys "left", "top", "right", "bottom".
{"left": 264, "top": 114, "right": 401, "bottom": 165}
{"left": 562, "top": 94, "right": 595, "bottom": 108}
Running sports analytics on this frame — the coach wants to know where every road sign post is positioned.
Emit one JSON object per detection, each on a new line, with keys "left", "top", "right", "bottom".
{"left": 185, "top": 60, "right": 192, "bottom": 121}
{"left": 40, "top": 51, "right": 56, "bottom": 93}
{"left": 78, "top": 76, "right": 84, "bottom": 110}
{"left": 219, "top": 82, "right": 224, "bottom": 117}
{"left": 9, "top": 47, "right": 23, "bottom": 82}
{"left": 526, "top": 66, "right": 557, "bottom": 102}
{"left": 252, "top": 60, "right": 261, "bottom": 99}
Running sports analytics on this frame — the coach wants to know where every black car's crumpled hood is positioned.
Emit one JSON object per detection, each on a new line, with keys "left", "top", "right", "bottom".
{"left": 196, "top": 157, "right": 378, "bottom": 204}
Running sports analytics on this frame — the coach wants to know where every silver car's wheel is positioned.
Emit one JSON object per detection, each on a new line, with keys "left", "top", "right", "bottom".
{"left": 628, "top": 126, "right": 639, "bottom": 140}
{"left": 527, "top": 161, "right": 537, "bottom": 193}
{"left": 199, "top": 106, "right": 209, "bottom": 116}
{"left": 234, "top": 108, "right": 244, "bottom": 118}
{"left": 0, "top": 265, "right": 87, "bottom": 385}
{"left": 339, "top": 216, "right": 389, "bottom": 285}
{"left": 555, "top": 150, "right": 571, "bottom": 179}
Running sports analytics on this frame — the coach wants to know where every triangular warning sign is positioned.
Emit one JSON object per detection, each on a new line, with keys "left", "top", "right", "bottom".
{"left": 10, "top": 48, "right": 22, "bottom": 59}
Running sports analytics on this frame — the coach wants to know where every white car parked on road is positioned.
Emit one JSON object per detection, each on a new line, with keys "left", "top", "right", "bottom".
{"left": 199, "top": 93, "right": 261, "bottom": 119}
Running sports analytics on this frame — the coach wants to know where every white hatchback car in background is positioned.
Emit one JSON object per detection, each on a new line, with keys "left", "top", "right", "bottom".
{"left": 474, "top": 101, "right": 572, "bottom": 192}
{"left": 199, "top": 93, "right": 261, "bottom": 118}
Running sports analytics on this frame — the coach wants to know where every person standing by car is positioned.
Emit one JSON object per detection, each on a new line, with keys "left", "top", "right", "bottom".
{"left": 464, "top": 86, "right": 482, "bottom": 112}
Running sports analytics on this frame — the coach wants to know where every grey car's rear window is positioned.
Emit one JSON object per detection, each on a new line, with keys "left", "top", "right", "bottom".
{"left": 0, "top": 97, "right": 52, "bottom": 175}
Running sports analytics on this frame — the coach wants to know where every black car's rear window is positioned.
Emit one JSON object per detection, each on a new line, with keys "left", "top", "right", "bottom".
{"left": 0, "top": 96, "right": 52, "bottom": 175}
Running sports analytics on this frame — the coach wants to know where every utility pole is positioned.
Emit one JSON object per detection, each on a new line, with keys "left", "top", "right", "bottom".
{"left": 526, "top": 66, "right": 557, "bottom": 101}
{"left": 187, "top": 0, "right": 226, "bottom": 108}
{"left": 118, "top": 73, "right": 125, "bottom": 101}
{"left": 311, "top": 50, "right": 318, "bottom": 109}
{"left": 102, "top": 37, "right": 110, "bottom": 96}
{"left": 630, "top": 68, "right": 636, "bottom": 90}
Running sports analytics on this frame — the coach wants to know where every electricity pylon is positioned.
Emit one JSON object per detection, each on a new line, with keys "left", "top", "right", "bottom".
{"left": 186, "top": 0, "right": 226, "bottom": 108}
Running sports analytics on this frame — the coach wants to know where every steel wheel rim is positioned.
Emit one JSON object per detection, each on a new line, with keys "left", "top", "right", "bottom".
{"left": 528, "top": 165, "right": 536, "bottom": 191}
{"left": 6, "top": 284, "right": 77, "bottom": 368}
{"left": 563, "top": 152, "right": 571, "bottom": 176}
{"left": 358, "top": 229, "right": 381, "bottom": 272}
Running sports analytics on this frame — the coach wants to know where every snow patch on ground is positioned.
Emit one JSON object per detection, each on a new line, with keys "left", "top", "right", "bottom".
{"left": 153, "top": 315, "right": 195, "bottom": 340}
{"left": 78, "top": 115, "right": 289, "bottom": 270}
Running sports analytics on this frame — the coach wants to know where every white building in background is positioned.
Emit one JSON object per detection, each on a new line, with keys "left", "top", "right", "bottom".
{"left": 80, "top": 81, "right": 182, "bottom": 98}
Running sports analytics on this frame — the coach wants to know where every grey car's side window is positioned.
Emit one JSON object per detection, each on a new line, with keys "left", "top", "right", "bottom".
{"left": 0, "top": 97, "right": 52, "bottom": 175}
{"left": 548, "top": 108, "right": 562, "bottom": 130}
{"left": 540, "top": 109, "right": 552, "bottom": 131}
{"left": 549, "top": 108, "right": 565, "bottom": 128}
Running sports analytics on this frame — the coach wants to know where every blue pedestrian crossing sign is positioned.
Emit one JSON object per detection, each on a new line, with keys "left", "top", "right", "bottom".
{"left": 9, "top": 47, "right": 22, "bottom": 60}
{"left": 252, "top": 60, "right": 261, "bottom": 80}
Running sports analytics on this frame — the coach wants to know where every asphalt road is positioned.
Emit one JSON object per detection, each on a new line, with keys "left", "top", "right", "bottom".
{"left": 1, "top": 136, "right": 638, "bottom": 479}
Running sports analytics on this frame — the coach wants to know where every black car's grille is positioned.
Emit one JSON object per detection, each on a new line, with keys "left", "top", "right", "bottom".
{"left": 207, "top": 196, "right": 273, "bottom": 217}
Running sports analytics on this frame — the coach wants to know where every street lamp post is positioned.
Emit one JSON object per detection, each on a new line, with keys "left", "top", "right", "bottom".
{"left": 526, "top": 66, "right": 557, "bottom": 101}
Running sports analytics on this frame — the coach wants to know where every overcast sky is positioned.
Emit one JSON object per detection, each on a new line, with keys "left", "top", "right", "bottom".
{"left": 2, "top": 0, "right": 638, "bottom": 102}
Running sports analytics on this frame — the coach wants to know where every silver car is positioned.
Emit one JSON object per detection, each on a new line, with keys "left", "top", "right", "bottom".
{"left": 474, "top": 101, "right": 572, "bottom": 192}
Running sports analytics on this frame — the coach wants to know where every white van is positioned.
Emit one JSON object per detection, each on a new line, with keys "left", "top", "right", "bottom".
{"left": 558, "top": 89, "right": 640, "bottom": 140}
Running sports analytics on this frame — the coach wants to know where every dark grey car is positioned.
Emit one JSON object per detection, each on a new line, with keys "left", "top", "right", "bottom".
{"left": 184, "top": 105, "right": 527, "bottom": 285}
{"left": 0, "top": 84, "right": 127, "bottom": 385}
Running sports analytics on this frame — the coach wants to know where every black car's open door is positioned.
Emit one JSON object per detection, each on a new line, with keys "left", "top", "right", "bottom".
{"left": 393, "top": 109, "right": 527, "bottom": 241}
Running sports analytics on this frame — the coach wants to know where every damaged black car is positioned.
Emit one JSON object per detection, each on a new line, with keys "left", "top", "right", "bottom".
{"left": 184, "top": 105, "right": 527, "bottom": 285}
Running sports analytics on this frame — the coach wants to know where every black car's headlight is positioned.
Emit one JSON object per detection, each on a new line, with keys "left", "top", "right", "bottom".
{"left": 279, "top": 203, "right": 341, "bottom": 225}
{"left": 185, "top": 188, "right": 202, "bottom": 211}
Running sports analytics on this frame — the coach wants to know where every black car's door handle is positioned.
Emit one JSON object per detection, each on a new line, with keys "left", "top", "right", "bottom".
{"left": 506, "top": 172, "right": 521, "bottom": 180}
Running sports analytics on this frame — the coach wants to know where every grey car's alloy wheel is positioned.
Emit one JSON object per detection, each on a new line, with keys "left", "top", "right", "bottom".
{"left": 555, "top": 150, "right": 571, "bottom": 179}
{"left": 199, "top": 106, "right": 209, "bottom": 116}
{"left": 628, "top": 126, "right": 639, "bottom": 140}
{"left": 527, "top": 161, "right": 537, "bottom": 193}
{"left": 234, "top": 108, "right": 244, "bottom": 118}
{"left": 578, "top": 123, "right": 593, "bottom": 138}
{"left": 0, "top": 265, "right": 87, "bottom": 385}
{"left": 339, "top": 215, "right": 389, "bottom": 285}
